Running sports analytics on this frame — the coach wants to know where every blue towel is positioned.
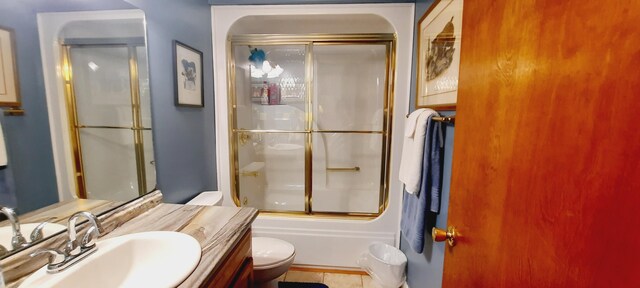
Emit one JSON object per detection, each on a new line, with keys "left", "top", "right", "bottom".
{"left": 428, "top": 117, "right": 443, "bottom": 213}
{"left": 401, "top": 115, "right": 443, "bottom": 253}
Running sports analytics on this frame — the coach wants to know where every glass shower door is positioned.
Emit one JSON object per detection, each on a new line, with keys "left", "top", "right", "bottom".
{"left": 67, "top": 45, "right": 153, "bottom": 201}
{"left": 232, "top": 45, "right": 308, "bottom": 212}
{"left": 311, "top": 44, "right": 389, "bottom": 214}
{"left": 229, "top": 36, "right": 393, "bottom": 217}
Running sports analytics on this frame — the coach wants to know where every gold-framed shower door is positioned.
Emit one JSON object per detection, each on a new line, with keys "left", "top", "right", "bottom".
{"left": 227, "top": 34, "right": 397, "bottom": 219}
{"left": 61, "top": 43, "right": 149, "bottom": 199}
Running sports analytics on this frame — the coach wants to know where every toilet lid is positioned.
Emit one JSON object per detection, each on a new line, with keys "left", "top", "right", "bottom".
{"left": 252, "top": 237, "right": 295, "bottom": 267}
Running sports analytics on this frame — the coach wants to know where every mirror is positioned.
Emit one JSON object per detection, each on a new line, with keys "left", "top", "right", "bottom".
{"left": 0, "top": 0, "right": 155, "bottom": 257}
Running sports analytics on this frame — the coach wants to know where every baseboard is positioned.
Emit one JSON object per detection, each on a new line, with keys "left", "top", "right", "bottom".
{"left": 289, "top": 265, "right": 368, "bottom": 275}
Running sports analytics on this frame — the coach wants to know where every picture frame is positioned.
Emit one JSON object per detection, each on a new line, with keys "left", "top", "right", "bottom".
{"left": 0, "top": 26, "right": 21, "bottom": 107}
{"left": 173, "top": 40, "right": 204, "bottom": 107}
{"left": 415, "top": 0, "right": 464, "bottom": 110}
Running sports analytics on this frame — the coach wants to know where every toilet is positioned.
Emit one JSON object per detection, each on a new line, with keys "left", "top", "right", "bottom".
{"left": 186, "top": 191, "right": 296, "bottom": 288}
{"left": 252, "top": 237, "right": 296, "bottom": 288}
{"left": 185, "top": 191, "right": 224, "bottom": 206}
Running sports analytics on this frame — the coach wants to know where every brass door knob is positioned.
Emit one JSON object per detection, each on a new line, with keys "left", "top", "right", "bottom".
{"left": 432, "top": 226, "right": 458, "bottom": 247}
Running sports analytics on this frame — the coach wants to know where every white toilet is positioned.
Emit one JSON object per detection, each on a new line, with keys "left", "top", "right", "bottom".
{"left": 186, "top": 191, "right": 296, "bottom": 288}
{"left": 185, "top": 191, "right": 224, "bottom": 206}
{"left": 252, "top": 237, "right": 296, "bottom": 288}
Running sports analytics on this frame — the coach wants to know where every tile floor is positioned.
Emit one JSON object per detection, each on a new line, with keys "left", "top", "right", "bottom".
{"left": 278, "top": 270, "right": 381, "bottom": 288}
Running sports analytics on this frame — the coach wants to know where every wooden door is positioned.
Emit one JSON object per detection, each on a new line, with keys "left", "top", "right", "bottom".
{"left": 443, "top": 1, "right": 640, "bottom": 287}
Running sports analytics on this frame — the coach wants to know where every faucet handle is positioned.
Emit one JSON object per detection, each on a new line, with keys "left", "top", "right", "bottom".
{"left": 63, "top": 239, "right": 81, "bottom": 256}
{"left": 80, "top": 226, "right": 100, "bottom": 248}
{"left": 31, "top": 248, "right": 65, "bottom": 265}
{"left": 30, "top": 221, "right": 52, "bottom": 242}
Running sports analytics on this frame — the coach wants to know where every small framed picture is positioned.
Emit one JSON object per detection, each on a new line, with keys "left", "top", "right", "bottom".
{"left": 173, "top": 40, "right": 203, "bottom": 107}
{"left": 0, "top": 26, "right": 21, "bottom": 107}
{"left": 416, "top": 0, "right": 464, "bottom": 110}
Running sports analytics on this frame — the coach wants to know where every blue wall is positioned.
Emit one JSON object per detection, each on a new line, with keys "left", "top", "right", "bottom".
{"left": 0, "top": 0, "right": 440, "bottom": 223}
{"left": 0, "top": 0, "right": 214, "bottom": 213}
{"left": 0, "top": 2, "right": 59, "bottom": 213}
{"left": 27, "top": 0, "right": 134, "bottom": 12}
{"left": 0, "top": 0, "right": 140, "bottom": 214}
{"left": 126, "top": 0, "right": 217, "bottom": 204}
{"left": 399, "top": 0, "right": 454, "bottom": 287}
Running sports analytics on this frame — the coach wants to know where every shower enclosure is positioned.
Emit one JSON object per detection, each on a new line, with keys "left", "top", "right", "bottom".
{"left": 61, "top": 40, "right": 155, "bottom": 201}
{"left": 229, "top": 34, "right": 395, "bottom": 217}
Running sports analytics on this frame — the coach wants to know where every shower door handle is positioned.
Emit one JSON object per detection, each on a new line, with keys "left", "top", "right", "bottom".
{"left": 326, "top": 166, "right": 360, "bottom": 172}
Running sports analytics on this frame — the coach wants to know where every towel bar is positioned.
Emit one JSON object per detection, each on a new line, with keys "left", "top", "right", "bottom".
{"left": 404, "top": 114, "right": 456, "bottom": 124}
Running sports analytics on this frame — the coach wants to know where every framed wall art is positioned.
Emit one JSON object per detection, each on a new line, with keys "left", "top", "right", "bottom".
{"left": 173, "top": 40, "right": 204, "bottom": 107}
{"left": 416, "top": 0, "right": 464, "bottom": 110}
{"left": 0, "top": 27, "right": 21, "bottom": 107}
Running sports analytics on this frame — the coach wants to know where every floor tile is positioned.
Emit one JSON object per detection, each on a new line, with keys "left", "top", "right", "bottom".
{"left": 362, "top": 275, "right": 382, "bottom": 288}
{"left": 285, "top": 270, "right": 324, "bottom": 283}
{"left": 323, "top": 273, "right": 363, "bottom": 288}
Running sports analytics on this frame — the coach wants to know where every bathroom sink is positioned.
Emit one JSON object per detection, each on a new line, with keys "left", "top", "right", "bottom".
{"left": 20, "top": 231, "right": 201, "bottom": 288}
{"left": 0, "top": 223, "right": 66, "bottom": 249}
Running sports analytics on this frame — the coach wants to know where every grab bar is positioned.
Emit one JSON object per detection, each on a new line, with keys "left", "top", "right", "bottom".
{"left": 326, "top": 166, "right": 360, "bottom": 172}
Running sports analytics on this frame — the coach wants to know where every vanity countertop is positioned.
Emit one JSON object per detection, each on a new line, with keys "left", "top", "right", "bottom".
{"left": 1, "top": 199, "right": 124, "bottom": 229}
{"left": 98, "top": 203, "right": 258, "bottom": 287}
{"left": 4, "top": 198, "right": 258, "bottom": 287}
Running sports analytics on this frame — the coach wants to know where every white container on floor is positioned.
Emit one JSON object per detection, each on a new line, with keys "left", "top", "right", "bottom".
{"left": 358, "top": 242, "right": 407, "bottom": 288}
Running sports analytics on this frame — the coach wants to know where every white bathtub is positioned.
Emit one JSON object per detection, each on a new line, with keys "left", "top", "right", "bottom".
{"left": 262, "top": 187, "right": 379, "bottom": 214}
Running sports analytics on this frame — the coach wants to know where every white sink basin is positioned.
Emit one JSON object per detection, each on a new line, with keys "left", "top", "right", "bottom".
{"left": 0, "top": 223, "right": 66, "bottom": 249}
{"left": 20, "top": 231, "right": 201, "bottom": 288}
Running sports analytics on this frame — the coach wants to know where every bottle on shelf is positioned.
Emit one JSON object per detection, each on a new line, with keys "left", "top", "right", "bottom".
{"left": 260, "top": 81, "right": 269, "bottom": 105}
{"left": 268, "top": 83, "right": 281, "bottom": 105}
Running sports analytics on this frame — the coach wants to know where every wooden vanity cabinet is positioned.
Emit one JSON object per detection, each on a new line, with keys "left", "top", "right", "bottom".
{"left": 228, "top": 258, "right": 254, "bottom": 288}
{"left": 202, "top": 228, "right": 254, "bottom": 288}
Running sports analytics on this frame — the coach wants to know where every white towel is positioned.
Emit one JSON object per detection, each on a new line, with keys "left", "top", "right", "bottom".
{"left": 0, "top": 121, "right": 7, "bottom": 166}
{"left": 399, "top": 108, "right": 437, "bottom": 194}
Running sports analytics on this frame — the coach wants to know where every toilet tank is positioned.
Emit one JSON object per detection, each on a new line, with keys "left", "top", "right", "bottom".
{"left": 186, "top": 191, "right": 223, "bottom": 206}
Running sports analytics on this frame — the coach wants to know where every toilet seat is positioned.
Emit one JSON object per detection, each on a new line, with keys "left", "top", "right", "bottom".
{"left": 252, "top": 237, "right": 296, "bottom": 269}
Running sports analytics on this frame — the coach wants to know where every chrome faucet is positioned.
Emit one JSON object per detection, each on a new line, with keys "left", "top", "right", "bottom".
{"left": 0, "top": 207, "right": 58, "bottom": 256}
{"left": 65, "top": 211, "right": 103, "bottom": 256}
{"left": 0, "top": 206, "right": 27, "bottom": 249}
{"left": 31, "top": 211, "right": 103, "bottom": 273}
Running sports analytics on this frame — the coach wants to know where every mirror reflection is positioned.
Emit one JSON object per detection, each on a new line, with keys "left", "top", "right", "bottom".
{"left": 0, "top": 0, "right": 155, "bottom": 257}
{"left": 61, "top": 20, "right": 155, "bottom": 201}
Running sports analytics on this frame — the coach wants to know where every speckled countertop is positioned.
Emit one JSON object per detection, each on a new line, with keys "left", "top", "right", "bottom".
{"left": 101, "top": 203, "right": 258, "bottom": 287}
{"left": 2, "top": 191, "right": 258, "bottom": 288}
